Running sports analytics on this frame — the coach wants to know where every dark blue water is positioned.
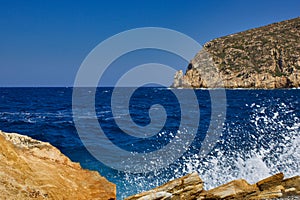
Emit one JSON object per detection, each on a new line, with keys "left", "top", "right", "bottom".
{"left": 0, "top": 87, "right": 299, "bottom": 199}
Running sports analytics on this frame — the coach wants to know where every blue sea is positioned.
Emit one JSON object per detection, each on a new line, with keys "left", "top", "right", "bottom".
{"left": 0, "top": 87, "right": 299, "bottom": 199}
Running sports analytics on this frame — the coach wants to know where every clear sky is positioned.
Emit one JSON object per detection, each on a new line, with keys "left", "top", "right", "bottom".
{"left": 1, "top": 0, "right": 299, "bottom": 87}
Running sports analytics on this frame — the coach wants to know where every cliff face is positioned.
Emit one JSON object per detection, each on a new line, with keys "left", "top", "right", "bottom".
{"left": 0, "top": 130, "right": 116, "bottom": 200}
{"left": 173, "top": 17, "right": 300, "bottom": 88}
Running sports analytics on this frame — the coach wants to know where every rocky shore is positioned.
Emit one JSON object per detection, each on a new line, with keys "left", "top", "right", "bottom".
{"left": 172, "top": 17, "right": 300, "bottom": 88}
{"left": 126, "top": 172, "right": 300, "bottom": 200}
{"left": 0, "top": 130, "right": 116, "bottom": 200}
{"left": 0, "top": 130, "right": 298, "bottom": 200}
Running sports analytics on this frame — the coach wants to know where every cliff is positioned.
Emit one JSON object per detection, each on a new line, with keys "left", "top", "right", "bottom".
{"left": 172, "top": 17, "right": 300, "bottom": 88}
{"left": 0, "top": 130, "right": 116, "bottom": 200}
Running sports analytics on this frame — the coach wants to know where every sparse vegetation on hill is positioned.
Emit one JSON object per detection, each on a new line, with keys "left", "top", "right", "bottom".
{"left": 173, "top": 17, "right": 300, "bottom": 88}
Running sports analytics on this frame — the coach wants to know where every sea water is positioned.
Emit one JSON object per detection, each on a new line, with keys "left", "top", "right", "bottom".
{"left": 0, "top": 87, "right": 299, "bottom": 199}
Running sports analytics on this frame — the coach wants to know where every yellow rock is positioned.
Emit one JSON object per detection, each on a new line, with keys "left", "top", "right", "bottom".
{"left": 0, "top": 130, "right": 116, "bottom": 200}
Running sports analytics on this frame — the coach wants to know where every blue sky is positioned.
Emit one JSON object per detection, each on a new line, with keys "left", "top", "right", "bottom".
{"left": 0, "top": 0, "right": 299, "bottom": 86}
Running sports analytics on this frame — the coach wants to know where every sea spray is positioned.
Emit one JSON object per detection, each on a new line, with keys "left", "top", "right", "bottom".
{"left": 0, "top": 88, "right": 299, "bottom": 199}
{"left": 116, "top": 90, "right": 299, "bottom": 199}
{"left": 180, "top": 97, "right": 299, "bottom": 189}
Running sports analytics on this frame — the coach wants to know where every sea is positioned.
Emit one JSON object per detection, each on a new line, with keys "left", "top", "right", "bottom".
{"left": 0, "top": 87, "right": 299, "bottom": 199}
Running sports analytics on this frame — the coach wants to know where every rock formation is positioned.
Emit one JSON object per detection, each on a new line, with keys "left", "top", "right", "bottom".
{"left": 126, "top": 172, "right": 299, "bottom": 200}
{"left": 0, "top": 130, "right": 116, "bottom": 200}
{"left": 125, "top": 172, "right": 203, "bottom": 200}
{"left": 172, "top": 17, "right": 300, "bottom": 88}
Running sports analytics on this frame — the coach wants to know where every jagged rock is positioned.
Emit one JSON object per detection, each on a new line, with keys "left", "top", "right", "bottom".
{"left": 204, "top": 179, "right": 258, "bottom": 199}
{"left": 171, "top": 70, "right": 184, "bottom": 88}
{"left": 248, "top": 185, "right": 285, "bottom": 199}
{"left": 0, "top": 130, "right": 116, "bottom": 200}
{"left": 125, "top": 172, "right": 203, "bottom": 200}
{"left": 127, "top": 172, "right": 299, "bottom": 200}
{"left": 281, "top": 176, "right": 300, "bottom": 197}
{"left": 171, "top": 70, "right": 193, "bottom": 88}
{"left": 173, "top": 17, "right": 300, "bottom": 88}
{"left": 256, "top": 172, "right": 284, "bottom": 191}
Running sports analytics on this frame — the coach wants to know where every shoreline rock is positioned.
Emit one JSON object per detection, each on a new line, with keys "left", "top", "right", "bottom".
{"left": 0, "top": 130, "right": 116, "bottom": 200}
{"left": 125, "top": 172, "right": 203, "bottom": 200}
{"left": 1, "top": 129, "right": 297, "bottom": 200}
{"left": 126, "top": 172, "right": 299, "bottom": 200}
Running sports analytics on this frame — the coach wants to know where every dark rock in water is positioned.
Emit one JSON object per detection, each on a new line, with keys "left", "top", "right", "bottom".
{"left": 172, "top": 17, "right": 300, "bottom": 89}
{"left": 126, "top": 172, "right": 300, "bottom": 200}
{"left": 0, "top": 130, "right": 116, "bottom": 200}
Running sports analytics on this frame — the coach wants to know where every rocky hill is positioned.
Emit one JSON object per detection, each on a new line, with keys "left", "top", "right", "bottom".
{"left": 172, "top": 17, "right": 300, "bottom": 88}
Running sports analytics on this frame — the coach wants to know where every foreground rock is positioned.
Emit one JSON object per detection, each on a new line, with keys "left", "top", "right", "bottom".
{"left": 172, "top": 17, "right": 300, "bottom": 88}
{"left": 126, "top": 172, "right": 299, "bottom": 200}
{"left": 0, "top": 130, "right": 116, "bottom": 200}
{"left": 125, "top": 172, "right": 203, "bottom": 200}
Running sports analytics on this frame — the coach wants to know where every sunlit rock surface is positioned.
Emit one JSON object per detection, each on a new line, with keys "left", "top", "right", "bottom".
{"left": 126, "top": 172, "right": 299, "bottom": 200}
{"left": 0, "top": 130, "right": 116, "bottom": 200}
{"left": 125, "top": 172, "right": 203, "bottom": 200}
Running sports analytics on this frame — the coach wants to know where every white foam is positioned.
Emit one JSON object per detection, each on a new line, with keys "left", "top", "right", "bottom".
{"left": 118, "top": 96, "right": 299, "bottom": 198}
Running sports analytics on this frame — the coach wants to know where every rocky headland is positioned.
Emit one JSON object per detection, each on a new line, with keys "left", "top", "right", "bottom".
{"left": 0, "top": 130, "right": 116, "bottom": 200}
{"left": 172, "top": 17, "right": 300, "bottom": 88}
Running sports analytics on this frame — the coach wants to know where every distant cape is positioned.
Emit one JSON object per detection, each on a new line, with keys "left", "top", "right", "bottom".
{"left": 172, "top": 17, "right": 300, "bottom": 88}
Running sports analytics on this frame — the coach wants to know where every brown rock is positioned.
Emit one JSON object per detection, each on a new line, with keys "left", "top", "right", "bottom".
{"left": 125, "top": 172, "right": 203, "bottom": 200}
{"left": 0, "top": 130, "right": 116, "bottom": 200}
{"left": 281, "top": 176, "right": 300, "bottom": 197}
{"left": 127, "top": 172, "right": 300, "bottom": 200}
{"left": 256, "top": 172, "right": 284, "bottom": 191}
{"left": 248, "top": 185, "right": 284, "bottom": 199}
{"left": 205, "top": 179, "right": 258, "bottom": 199}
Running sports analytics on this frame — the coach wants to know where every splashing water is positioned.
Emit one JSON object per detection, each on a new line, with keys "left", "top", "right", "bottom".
{"left": 0, "top": 88, "right": 299, "bottom": 199}
{"left": 181, "top": 98, "right": 299, "bottom": 189}
{"left": 115, "top": 90, "right": 299, "bottom": 199}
